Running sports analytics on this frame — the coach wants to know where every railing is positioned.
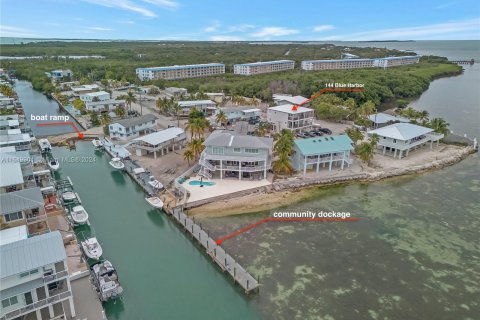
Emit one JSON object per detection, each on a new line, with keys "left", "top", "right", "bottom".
{"left": 305, "top": 155, "right": 347, "bottom": 164}
{"left": 3, "top": 291, "right": 71, "bottom": 320}
{"left": 43, "top": 270, "right": 68, "bottom": 283}
{"left": 26, "top": 214, "right": 48, "bottom": 224}
{"left": 377, "top": 134, "right": 443, "bottom": 150}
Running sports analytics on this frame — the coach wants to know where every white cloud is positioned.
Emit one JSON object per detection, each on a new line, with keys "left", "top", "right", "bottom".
{"left": 210, "top": 35, "right": 243, "bottom": 41}
{"left": 0, "top": 25, "right": 37, "bottom": 37}
{"left": 204, "top": 21, "right": 220, "bottom": 33}
{"left": 326, "top": 18, "right": 480, "bottom": 40}
{"left": 313, "top": 25, "right": 334, "bottom": 32}
{"left": 118, "top": 20, "right": 135, "bottom": 24}
{"left": 251, "top": 27, "right": 299, "bottom": 38}
{"left": 142, "top": 0, "right": 179, "bottom": 9}
{"left": 86, "top": 26, "right": 113, "bottom": 31}
{"left": 227, "top": 24, "right": 255, "bottom": 32}
{"left": 82, "top": 0, "right": 157, "bottom": 17}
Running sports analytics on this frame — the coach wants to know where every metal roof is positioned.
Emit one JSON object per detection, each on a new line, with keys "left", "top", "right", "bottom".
{"left": 367, "top": 113, "right": 410, "bottom": 124}
{"left": 294, "top": 135, "right": 353, "bottom": 156}
{"left": 0, "top": 225, "right": 28, "bottom": 245}
{"left": 273, "top": 95, "right": 308, "bottom": 105}
{"left": 0, "top": 156, "right": 23, "bottom": 188}
{"left": 303, "top": 56, "right": 418, "bottom": 63}
{"left": 137, "top": 63, "right": 225, "bottom": 72}
{"left": 0, "top": 133, "right": 31, "bottom": 145}
{"left": 0, "top": 231, "right": 66, "bottom": 279}
{"left": 204, "top": 131, "right": 273, "bottom": 150}
{"left": 81, "top": 91, "right": 110, "bottom": 97}
{"left": 133, "top": 127, "right": 185, "bottom": 146}
{"left": 368, "top": 123, "right": 433, "bottom": 141}
{"left": 234, "top": 60, "right": 294, "bottom": 67}
{"left": 178, "top": 100, "right": 216, "bottom": 107}
{"left": 112, "top": 114, "right": 158, "bottom": 128}
{"left": 0, "top": 187, "right": 44, "bottom": 215}
{"left": 268, "top": 104, "right": 313, "bottom": 114}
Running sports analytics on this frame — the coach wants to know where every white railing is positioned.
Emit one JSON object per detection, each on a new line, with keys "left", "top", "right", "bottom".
{"left": 3, "top": 291, "right": 71, "bottom": 320}
{"left": 43, "top": 270, "right": 68, "bottom": 283}
{"left": 305, "top": 155, "right": 346, "bottom": 164}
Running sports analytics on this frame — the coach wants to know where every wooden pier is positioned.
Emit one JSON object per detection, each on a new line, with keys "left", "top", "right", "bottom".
{"left": 170, "top": 206, "right": 259, "bottom": 293}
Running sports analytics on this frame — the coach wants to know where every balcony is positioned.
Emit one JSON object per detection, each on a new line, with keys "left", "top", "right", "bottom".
{"left": 1, "top": 291, "right": 72, "bottom": 320}
{"left": 43, "top": 270, "right": 68, "bottom": 284}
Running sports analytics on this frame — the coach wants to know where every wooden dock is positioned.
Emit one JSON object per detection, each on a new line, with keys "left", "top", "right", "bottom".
{"left": 171, "top": 206, "right": 259, "bottom": 294}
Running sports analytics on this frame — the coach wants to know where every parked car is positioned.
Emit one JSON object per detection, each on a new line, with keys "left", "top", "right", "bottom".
{"left": 312, "top": 130, "right": 324, "bottom": 136}
{"left": 318, "top": 128, "right": 332, "bottom": 134}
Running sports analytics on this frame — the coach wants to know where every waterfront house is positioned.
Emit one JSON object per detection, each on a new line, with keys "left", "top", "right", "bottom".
{"left": 0, "top": 231, "right": 76, "bottom": 320}
{"left": 71, "top": 84, "right": 100, "bottom": 96}
{"left": 367, "top": 113, "right": 409, "bottom": 128}
{"left": 178, "top": 100, "right": 217, "bottom": 116}
{"left": 165, "top": 87, "right": 188, "bottom": 97}
{"left": 272, "top": 94, "right": 309, "bottom": 107}
{"left": 131, "top": 127, "right": 186, "bottom": 158}
{"left": 217, "top": 106, "right": 261, "bottom": 123}
{"left": 85, "top": 99, "right": 126, "bottom": 113}
{"left": 291, "top": 135, "right": 353, "bottom": 175}
{"left": 109, "top": 114, "right": 158, "bottom": 140}
{"left": 79, "top": 91, "right": 110, "bottom": 103}
{"left": 50, "top": 69, "right": 72, "bottom": 81}
{"left": 199, "top": 131, "right": 273, "bottom": 180}
{"left": 267, "top": 104, "right": 314, "bottom": 133}
{"left": 367, "top": 123, "right": 444, "bottom": 159}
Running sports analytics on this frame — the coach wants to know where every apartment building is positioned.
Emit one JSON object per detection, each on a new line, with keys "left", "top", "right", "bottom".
{"left": 0, "top": 231, "right": 76, "bottom": 320}
{"left": 301, "top": 56, "right": 420, "bottom": 71}
{"left": 267, "top": 104, "right": 315, "bottom": 133}
{"left": 233, "top": 60, "right": 295, "bottom": 75}
{"left": 199, "top": 131, "right": 273, "bottom": 180}
{"left": 136, "top": 63, "right": 225, "bottom": 81}
{"left": 109, "top": 114, "right": 158, "bottom": 140}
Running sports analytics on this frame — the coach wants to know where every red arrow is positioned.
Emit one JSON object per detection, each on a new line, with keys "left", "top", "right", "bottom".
{"left": 36, "top": 121, "right": 84, "bottom": 139}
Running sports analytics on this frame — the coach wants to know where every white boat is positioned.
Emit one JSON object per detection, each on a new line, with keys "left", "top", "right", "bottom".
{"left": 81, "top": 237, "right": 103, "bottom": 260}
{"left": 47, "top": 158, "right": 60, "bottom": 171}
{"left": 148, "top": 180, "right": 164, "bottom": 189}
{"left": 38, "top": 138, "right": 52, "bottom": 153}
{"left": 109, "top": 157, "right": 124, "bottom": 170}
{"left": 145, "top": 196, "right": 164, "bottom": 209}
{"left": 71, "top": 205, "right": 89, "bottom": 224}
{"left": 61, "top": 191, "right": 77, "bottom": 202}
{"left": 92, "top": 139, "right": 104, "bottom": 148}
{"left": 90, "top": 260, "right": 124, "bottom": 302}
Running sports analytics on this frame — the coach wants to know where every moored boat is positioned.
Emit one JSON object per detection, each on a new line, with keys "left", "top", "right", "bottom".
{"left": 109, "top": 157, "right": 125, "bottom": 170}
{"left": 71, "top": 205, "right": 89, "bottom": 224}
{"left": 145, "top": 196, "right": 164, "bottom": 209}
{"left": 47, "top": 157, "right": 60, "bottom": 171}
{"left": 90, "top": 260, "right": 124, "bottom": 302}
{"left": 61, "top": 191, "right": 77, "bottom": 202}
{"left": 38, "top": 138, "right": 52, "bottom": 153}
{"left": 81, "top": 237, "right": 103, "bottom": 260}
{"left": 92, "top": 139, "right": 104, "bottom": 148}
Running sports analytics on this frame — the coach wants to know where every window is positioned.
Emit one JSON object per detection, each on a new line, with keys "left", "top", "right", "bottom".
{"left": 4, "top": 211, "right": 23, "bottom": 222}
{"left": 2, "top": 296, "right": 18, "bottom": 308}
{"left": 20, "top": 269, "right": 38, "bottom": 278}
{"left": 245, "top": 148, "right": 259, "bottom": 154}
{"left": 233, "top": 148, "right": 241, "bottom": 153}
{"left": 211, "top": 147, "right": 224, "bottom": 155}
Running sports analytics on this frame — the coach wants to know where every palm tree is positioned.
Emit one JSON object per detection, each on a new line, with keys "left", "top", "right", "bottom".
{"left": 272, "top": 129, "right": 295, "bottom": 175}
{"left": 183, "top": 149, "right": 195, "bottom": 165}
{"left": 272, "top": 154, "right": 294, "bottom": 175}
{"left": 401, "top": 107, "right": 420, "bottom": 122}
{"left": 369, "top": 133, "right": 380, "bottom": 147}
{"left": 215, "top": 110, "right": 228, "bottom": 127}
{"left": 255, "top": 122, "right": 271, "bottom": 137}
{"left": 358, "top": 101, "right": 376, "bottom": 118}
{"left": 100, "top": 113, "right": 111, "bottom": 127}
{"left": 187, "top": 138, "right": 205, "bottom": 159}
{"left": 125, "top": 90, "right": 137, "bottom": 113}
{"left": 185, "top": 118, "right": 203, "bottom": 140}
{"left": 419, "top": 110, "right": 430, "bottom": 122}
{"left": 345, "top": 127, "right": 364, "bottom": 146}
{"left": 171, "top": 102, "right": 181, "bottom": 127}
{"left": 356, "top": 141, "right": 375, "bottom": 165}
{"left": 429, "top": 117, "right": 449, "bottom": 135}
{"left": 114, "top": 106, "right": 126, "bottom": 118}
{"left": 156, "top": 98, "right": 168, "bottom": 114}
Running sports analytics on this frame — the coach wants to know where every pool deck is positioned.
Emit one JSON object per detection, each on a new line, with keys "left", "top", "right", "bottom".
{"left": 182, "top": 176, "right": 272, "bottom": 203}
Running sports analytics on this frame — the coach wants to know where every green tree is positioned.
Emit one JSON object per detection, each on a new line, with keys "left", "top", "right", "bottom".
{"left": 369, "top": 133, "right": 380, "bottom": 147}
{"left": 183, "top": 149, "right": 195, "bottom": 165}
{"left": 428, "top": 117, "right": 449, "bottom": 135}
{"left": 171, "top": 102, "right": 181, "bottom": 127}
{"left": 356, "top": 141, "right": 375, "bottom": 165}
{"left": 186, "top": 138, "right": 204, "bottom": 160}
{"left": 114, "top": 106, "right": 126, "bottom": 118}
{"left": 89, "top": 112, "right": 100, "bottom": 126}
{"left": 156, "top": 97, "right": 168, "bottom": 114}
{"left": 100, "top": 113, "right": 111, "bottom": 127}
{"left": 345, "top": 127, "right": 364, "bottom": 145}
{"left": 72, "top": 98, "right": 85, "bottom": 113}
{"left": 272, "top": 129, "right": 295, "bottom": 175}
{"left": 215, "top": 110, "right": 228, "bottom": 127}
{"left": 125, "top": 90, "right": 137, "bottom": 112}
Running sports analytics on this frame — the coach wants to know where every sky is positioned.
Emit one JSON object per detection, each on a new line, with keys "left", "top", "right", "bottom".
{"left": 0, "top": 0, "right": 479, "bottom": 40}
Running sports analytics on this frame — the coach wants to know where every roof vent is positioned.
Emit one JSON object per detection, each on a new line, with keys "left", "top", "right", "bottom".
{"left": 312, "top": 140, "right": 316, "bottom": 142}
{"left": 330, "top": 137, "right": 334, "bottom": 141}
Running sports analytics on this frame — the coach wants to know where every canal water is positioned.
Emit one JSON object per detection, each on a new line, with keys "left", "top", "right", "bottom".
{"left": 52, "top": 144, "right": 260, "bottom": 320}
{"left": 14, "top": 80, "right": 76, "bottom": 136}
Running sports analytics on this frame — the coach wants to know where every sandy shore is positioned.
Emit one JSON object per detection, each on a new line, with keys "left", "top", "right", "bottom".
{"left": 188, "top": 144, "right": 476, "bottom": 218}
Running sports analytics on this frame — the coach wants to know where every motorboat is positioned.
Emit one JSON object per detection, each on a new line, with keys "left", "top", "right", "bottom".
{"left": 90, "top": 260, "right": 124, "bottom": 302}
{"left": 147, "top": 176, "right": 163, "bottom": 189}
{"left": 61, "top": 191, "right": 77, "bottom": 202}
{"left": 71, "top": 205, "right": 89, "bottom": 224}
{"left": 145, "top": 196, "right": 164, "bottom": 209}
{"left": 109, "top": 157, "right": 124, "bottom": 170}
{"left": 92, "top": 139, "right": 104, "bottom": 148}
{"left": 38, "top": 138, "right": 52, "bottom": 153}
{"left": 47, "top": 157, "right": 60, "bottom": 171}
{"left": 81, "top": 237, "right": 103, "bottom": 260}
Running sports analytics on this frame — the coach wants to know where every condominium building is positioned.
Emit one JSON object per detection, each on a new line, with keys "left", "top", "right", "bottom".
{"left": 0, "top": 231, "right": 76, "bottom": 320}
{"left": 301, "top": 56, "right": 420, "bottom": 71}
{"left": 199, "top": 131, "right": 273, "bottom": 180}
{"left": 267, "top": 104, "right": 315, "bottom": 133}
{"left": 233, "top": 60, "right": 295, "bottom": 75}
{"left": 136, "top": 63, "right": 225, "bottom": 81}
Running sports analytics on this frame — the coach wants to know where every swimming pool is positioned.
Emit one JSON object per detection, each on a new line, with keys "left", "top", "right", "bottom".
{"left": 189, "top": 180, "right": 216, "bottom": 186}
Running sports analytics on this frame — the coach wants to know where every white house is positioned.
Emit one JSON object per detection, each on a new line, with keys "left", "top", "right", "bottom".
{"left": 367, "top": 122, "right": 444, "bottom": 159}
{"left": 178, "top": 100, "right": 217, "bottom": 116}
{"left": 367, "top": 113, "right": 410, "bottom": 128}
{"left": 85, "top": 99, "right": 126, "bottom": 113}
{"left": 267, "top": 104, "right": 315, "bottom": 133}
{"left": 71, "top": 84, "right": 100, "bottom": 95}
{"left": 79, "top": 91, "right": 110, "bottom": 103}
{"left": 165, "top": 87, "right": 188, "bottom": 97}
{"left": 0, "top": 231, "right": 76, "bottom": 320}
{"left": 131, "top": 127, "right": 186, "bottom": 158}
{"left": 217, "top": 106, "right": 261, "bottom": 123}
{"left": 109, "top": 114, "right": 158, "bottom": 140}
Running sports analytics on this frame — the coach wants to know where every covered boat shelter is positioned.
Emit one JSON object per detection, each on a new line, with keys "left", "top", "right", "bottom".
{"left": 131, "top": 127, "right": 186, "bottom": 159}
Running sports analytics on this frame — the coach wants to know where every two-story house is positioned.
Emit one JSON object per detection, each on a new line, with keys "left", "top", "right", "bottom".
{"left": 367, "top": 123, "right": 444, "bottom": 159}
{"left": 217, "top": 106, "right": 261, "bottom": 123}
{"left": 267, "top": 104, "right": 314, "bottom": 133}
{"left": 79, "top": 91, "right": 110, "bottom": 103}
{"left": 199, "top": 131, "right": 273, "bottom": 180}
{"left": 109, "top": 114, "right": 158, "bottom": 140}
{"left": 85, "top": 99, "right": 126, "bottom": 114}
{"left": 178, "top": 100, "right": 217, "bottom": 116}
{"left": 0, "top": 231, "right": 76, "bottom": 320}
